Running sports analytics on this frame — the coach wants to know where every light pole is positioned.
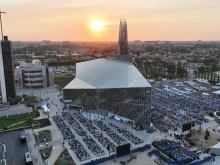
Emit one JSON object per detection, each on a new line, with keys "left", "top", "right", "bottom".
{"left": 97, "top": 89, "right": 100, "bottom": 118}
{"left": 0, "top": 9, "right": 6, "bottom": 40}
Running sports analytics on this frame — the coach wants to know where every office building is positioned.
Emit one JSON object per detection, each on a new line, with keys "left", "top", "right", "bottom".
{"left": 14, "top": 60, "right": 54, "bottom": 88}
{"left": 0, "top": 36, "right": 16, "bottom": 103}
{"left": 118, "top": 19, "right": 129, "bottom": 55}
{"left": 63, "top": 58, "right": 152, "bottom": 129}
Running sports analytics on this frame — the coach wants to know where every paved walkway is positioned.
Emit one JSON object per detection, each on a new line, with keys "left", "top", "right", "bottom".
{"left": 18, "top": 87, "right": 64, "bottom": 164}
{"left": 26, "top": 128, "right": 44, "bottom": 165}
{"left": 26, "top": 125, "right": 64, "bottom": 165}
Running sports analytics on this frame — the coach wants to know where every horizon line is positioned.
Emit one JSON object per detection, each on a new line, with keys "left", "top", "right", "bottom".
{"left": 11, "top": 40, "right": 220, "bottom": 42}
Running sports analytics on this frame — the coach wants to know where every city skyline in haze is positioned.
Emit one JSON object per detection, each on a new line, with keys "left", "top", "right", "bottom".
{"left": 1, "top": 0, "right": 220, "bottom": 41}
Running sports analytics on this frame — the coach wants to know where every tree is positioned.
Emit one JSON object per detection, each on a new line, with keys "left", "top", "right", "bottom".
{"left": 204, "top": 129, "right": 210, "bottom": 140}
{"left": 194, "top": 70, "right": 198, "bottom": 78}
{"left": 201, "top": 73, "right": 204, "bottom": 79}
{"left": 209, "top": 62, "right": 217, "bottom": 72}
{"left": 198, "top": 66, "right": 206, "bottom": 73}
{"left": 186, "top": 130, "right": 193, "bottom": 138}
{"left": 208, "top": 112, "right": 214, "bottom": 117}
{"left": 210, "top": 73, "right": 213, "bottom": 82}
{"left": 207, "top": 72, "right": 210, "bottom": 80}
{"left": 24, "top": 96, "right": 38, "bottom": 104}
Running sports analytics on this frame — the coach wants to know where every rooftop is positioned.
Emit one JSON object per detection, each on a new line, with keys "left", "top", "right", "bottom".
{"left": 64, "top": 58, "right": 151, "bottom": 89}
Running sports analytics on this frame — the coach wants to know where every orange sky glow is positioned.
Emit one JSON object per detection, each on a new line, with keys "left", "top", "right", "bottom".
{"left": 1, "top": 0, "right": 220, "bottom": 41}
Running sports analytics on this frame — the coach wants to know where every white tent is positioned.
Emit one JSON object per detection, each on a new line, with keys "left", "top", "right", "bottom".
{"left": 42, "top": 105, "right": 50, "bottom": 113}
{"left": 210, "top": 143, "right": 220, "bottom": 156}
{"left": 202, "top": 92, "right": 210, "bottom": 96}
{"left": 114, "top": 116, "right": 121, "bottom": 121}
{"left": 213, "top": 90, "right": 220, "bottom": 95}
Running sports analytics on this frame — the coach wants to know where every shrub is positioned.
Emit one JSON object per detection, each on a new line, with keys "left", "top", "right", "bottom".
{"left": 39, "top": 147, "right": 52, "bottom": 161}
{"left": 37, "top": 106, "right": 42, "bottom": 109}
{"left": 204, "top": 134, "right": 208, "bottom": 140}
{"left": 37, "top": 118, "right": 51, "bottom": 128}
{"left": 204, "top": 129, "right": 210, "bottom": 140}
{"left": 34, "top": 109, "right": 40, "bottom": 118}
{"left": 208, "top": 112, "right": 214, "bottom": 117}
{"left": 8, "top": 96, "right": 22, "bottom": 105}
{"left": 186, "top": 130, "right": 192, "bottom": 138}
{"left": 35, "top": 130, "right": 52, "bottom": 142}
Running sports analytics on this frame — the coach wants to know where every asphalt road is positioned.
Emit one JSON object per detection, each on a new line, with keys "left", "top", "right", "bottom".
{"left": 0, "top": 130, "right": 29, "bottom": 165}
{"left": 0, "top": 150, "right": 2, "bottom": 165}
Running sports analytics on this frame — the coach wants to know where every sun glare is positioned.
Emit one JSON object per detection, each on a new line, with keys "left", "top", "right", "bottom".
{"left": 92, "top": 21, "right": 103, "bottom": 31}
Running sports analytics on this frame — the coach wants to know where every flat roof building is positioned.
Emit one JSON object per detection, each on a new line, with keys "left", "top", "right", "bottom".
{"left": 63, "top": 58, "right": 152, "bottom": 129}
{"left": 14, "top": 59, "right": 54, "bottom": 89}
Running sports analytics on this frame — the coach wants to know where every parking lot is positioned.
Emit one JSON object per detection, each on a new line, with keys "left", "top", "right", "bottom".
{"left": 0, "top": 130, "right": 29, "bottom": 165}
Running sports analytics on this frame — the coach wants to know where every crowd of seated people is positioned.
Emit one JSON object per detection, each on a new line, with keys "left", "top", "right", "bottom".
{"left": 53, "top": 115, "right": 91, "bottom": 161}
{"left": 52, "top": 115, "right": 75, "bottom": 140}
{"left": 63, "top": 112, "right": 105, "bottom": 157}
{"left": 168, "top": 147, "right": 199, "bottom": 163}
{"left": 68, "top": 139, "right": 91, "bottom": 161}
{"left": 62, "top": 112, "right": 87, "bottom": 136}
{"left": 73, "top": 113, "right": 115, "bottom": 153}
{"left": 153, "top": 140, "right": 199, "bottom": 163}
{"left": 153, "top": 140, "right": 181, "bottom": 151}
{"left": 82, "top": 135, "right": 105, "bottom": 156}
{"left": 94, "top": 120, "right": 127, "bottom": 146}
{"left": 151, "top": 87, "right": 220, "bottom": 132}
{"left": 109, "top": 123, "right": 143, "bottom": 145}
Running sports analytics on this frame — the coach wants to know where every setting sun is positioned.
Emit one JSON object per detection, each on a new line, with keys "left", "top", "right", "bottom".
{"left": 91, "top": 21, "right": 103, "bottom": 31}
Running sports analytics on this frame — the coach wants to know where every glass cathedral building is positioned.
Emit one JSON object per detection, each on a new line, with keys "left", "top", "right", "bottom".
{"left": 63, "top": 59, "right": 152, "bottom": 129}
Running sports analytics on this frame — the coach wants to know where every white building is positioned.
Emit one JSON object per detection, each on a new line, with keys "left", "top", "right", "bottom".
{"left": 14, "top": 60, "right": 54, "bottom": 89}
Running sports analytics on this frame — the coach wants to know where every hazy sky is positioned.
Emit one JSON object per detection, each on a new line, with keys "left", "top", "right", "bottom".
{"left": 1, "top": 0, "right": 220, "bottom": 41}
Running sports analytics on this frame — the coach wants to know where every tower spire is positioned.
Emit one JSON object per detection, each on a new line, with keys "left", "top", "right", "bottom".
{"left": 118, "top": 19, "right": 129, "bottom": 55}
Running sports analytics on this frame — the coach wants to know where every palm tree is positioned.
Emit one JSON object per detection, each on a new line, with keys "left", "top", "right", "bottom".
{"left": 207, "top": 72, "right": 210, "bottom": 81}
{"left": 194, "top": 70, "right": 198, "bottom": 78}
{"left": 211, "top": 73, "right": 213, "bottom": 82}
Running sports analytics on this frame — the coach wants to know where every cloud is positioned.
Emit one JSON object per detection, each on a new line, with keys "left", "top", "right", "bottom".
{"left": 127, "top": 4, "right": 220, "bottom": 19}
{"left": 97, "top": 3, "right": 105, "bottom": 8}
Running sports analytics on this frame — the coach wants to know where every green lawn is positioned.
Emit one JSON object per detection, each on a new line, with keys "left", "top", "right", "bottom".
{"left": 0, "top": 113, "right": 36, "bottom": 130}
{"left": 54, "top": 74, "right": 73, "bottom": 89}
{"left": 54, "top": 74, "right": 71, "bottom": 79}
{"left": 9, "top": 120, "right": 39, "bottom": 129}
